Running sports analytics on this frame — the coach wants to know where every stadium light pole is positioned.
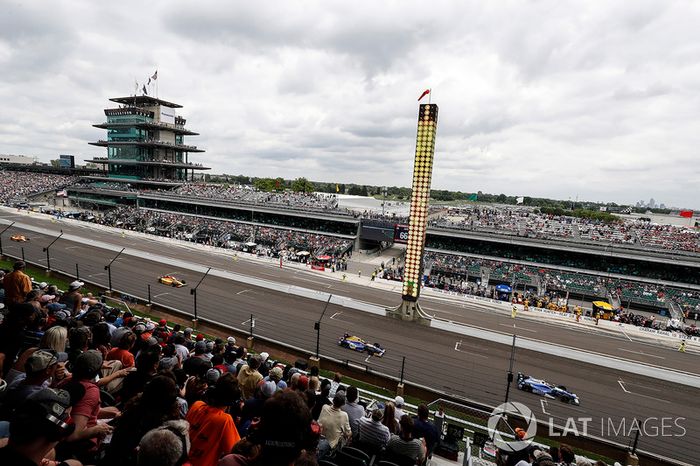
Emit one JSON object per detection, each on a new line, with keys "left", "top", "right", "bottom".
{"left": 0, "top": 221, "right": 15, "bottom": 256}
{"left": 42, "top": 230, "right": 63, "bottom": 271}
{"left": 504, "top": 334, "right": 517, "bottom": 404}
{"left": 104, "top": 247, "right": 125, "bottom": 292}
{"left": 314, "top": 294, "right": 333, "bottom": 359}
{"left": 190, "top": 267, "right": 211, "bottom": 327}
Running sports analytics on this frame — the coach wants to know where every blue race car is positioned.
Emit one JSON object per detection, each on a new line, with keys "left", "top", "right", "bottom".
{"left": 338, "top": 334, "right": 386, "bottom": 357}
{"left": 517, "top": 372, "right": 580, "bottom": 405}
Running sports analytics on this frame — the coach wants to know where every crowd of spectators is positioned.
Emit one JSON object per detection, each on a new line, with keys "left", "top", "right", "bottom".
{"left": 0, "top": 262, "right": 452, "bottom": 466}
{"left": 171, "top": 184, "right": 345, "bottom": 214}
{"left": 78, "top": 208, "right": 353, "bottom": 259}
{"left": 0, "top": 171, "right": 79, "bottom": 204}
{"left": 422, "top": 252, "right": 700, "bottom": 313}
{"left": 6, "top": 170, "right": 697, "bottom": 253}
{"left": 429, "top": 206, "right": 699, "bottom": 253}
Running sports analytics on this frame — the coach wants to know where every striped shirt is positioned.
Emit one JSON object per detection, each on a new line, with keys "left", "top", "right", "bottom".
{"left": 357, "top": 416, "right": 390, "bottom": 448}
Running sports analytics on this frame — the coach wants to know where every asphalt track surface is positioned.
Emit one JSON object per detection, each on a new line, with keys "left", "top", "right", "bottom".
{"left": 2, "top": 211, "right": 699, "bottom": 464}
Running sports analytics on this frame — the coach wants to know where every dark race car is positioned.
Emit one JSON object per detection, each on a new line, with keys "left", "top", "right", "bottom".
{"left": 338, "top": 334, "right": 386, "bottom": 357}
{"left": 517, "top": 372, "right": 580, "bottom": 405}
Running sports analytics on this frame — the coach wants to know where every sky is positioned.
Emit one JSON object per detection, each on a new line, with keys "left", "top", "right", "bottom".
{"left": 0, "top": 1, "right": 699, "bottom": 209}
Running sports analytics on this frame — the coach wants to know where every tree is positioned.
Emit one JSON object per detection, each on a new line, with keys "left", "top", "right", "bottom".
{"left": 253, "top": 178, "right": 275, "bottom": 192}
{"left": 50, "top": 159, "right": 60, "bottom": 168}
{"left": 291, "top": 177, "right": 314, "bottom": 193}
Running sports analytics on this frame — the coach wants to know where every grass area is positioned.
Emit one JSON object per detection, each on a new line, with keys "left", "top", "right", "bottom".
{"left": 0, "top": 257, "right": 101, "bottom": 295}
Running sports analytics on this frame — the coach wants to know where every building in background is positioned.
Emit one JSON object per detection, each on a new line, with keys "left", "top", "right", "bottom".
{"left": 0, "top": 154, "right": 37, "bottom": 165}
{"left": 86, "top": 95, "right": 209, "bottom": 182}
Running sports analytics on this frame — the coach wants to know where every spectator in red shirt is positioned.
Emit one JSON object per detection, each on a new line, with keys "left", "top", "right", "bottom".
{"left": 106, "top": 331, "right": 136, "bottom": 368}
{"left": 63, "top": 350, "right": 119, "bottom": 463}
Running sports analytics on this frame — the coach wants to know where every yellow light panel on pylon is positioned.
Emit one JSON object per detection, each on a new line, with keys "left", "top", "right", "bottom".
{"left": 402, "top": 104, "right": 438, "bottom": 301}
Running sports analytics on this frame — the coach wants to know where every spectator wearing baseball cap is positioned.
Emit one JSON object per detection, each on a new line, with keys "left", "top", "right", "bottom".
{"left": 0, "top": 388, "right": 75, "bottom": 466}
{"left": 0, "top": 350, "right": 59, "bottom": 418}
{"left": 237, "top": 379, "right": 277, "bottom": 437}
{"left": 59, "top": 281, "right": 83, "bottom": 317}
{"left": 394, "top": 395, "right": 405, "bottom": 421}
{"left": 258, "top": 352, "right": 270, "bottom": 378}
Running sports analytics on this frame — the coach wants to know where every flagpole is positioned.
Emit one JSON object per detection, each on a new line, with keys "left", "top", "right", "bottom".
{"left": 429, "top": 88, "right": 432, "bottom": 105}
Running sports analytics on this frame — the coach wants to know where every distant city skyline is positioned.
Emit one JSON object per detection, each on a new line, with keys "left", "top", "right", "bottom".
{"left": 1, "top": 1, "right": 699, "bottom": 209}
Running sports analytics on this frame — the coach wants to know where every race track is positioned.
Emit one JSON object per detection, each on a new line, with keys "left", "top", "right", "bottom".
{"left": 2, "top": 210, "right": 698, "bottom": 465}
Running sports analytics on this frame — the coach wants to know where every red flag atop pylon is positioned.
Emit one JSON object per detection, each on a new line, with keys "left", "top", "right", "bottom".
{"left": 418, "top": 89, "right": 430, "bottom": 101}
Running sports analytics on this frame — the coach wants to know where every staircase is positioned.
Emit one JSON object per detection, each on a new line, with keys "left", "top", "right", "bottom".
{"left": 479, "top": 267, "right": 490, "bottom": 287}
{"left": 608, "top": 292, "right": 621, "bottom": 310}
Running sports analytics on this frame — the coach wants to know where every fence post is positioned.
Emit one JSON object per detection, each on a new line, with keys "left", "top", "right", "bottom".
{"left": 396, "top": 355, "right": 406, "bottom": 396}
{"left": 247, "top": 313, "right": 255, "bottom": 350}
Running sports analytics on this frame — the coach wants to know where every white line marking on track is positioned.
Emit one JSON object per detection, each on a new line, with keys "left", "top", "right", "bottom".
{"left": 618, "top": 348, "right": 665, "bottom": 360}
{"left": 236, "top": 289, "right": 252, "bottom": 295}
{"left": 64, "top": 246, "right": 81, "bottom": 250}
{"left": 330, "top": 312, "right": 343, "bottom": 320}
{"left": 88, "top": 272, "right": 106, "bottom": 277}
{"left": 618, "top": 379, "right": 669, "bottom": 403}
{"left": 364, "top": 355, "right": 372, "bottom": 363}
{"left": 540, "top": 399, "right": 550, "bottom": 415}
{"left": 620, "top": 328, "right": 633, "bottom": 342}
{"left": 499, "top": 323, "right": 537, "bottom": 333}
{"left": 455, "top": 340, "right": 462, "bottom": 351}
{"left": 454, "top": 344, "right": 489, "bottom": 359}
{"left": 153, "top": 292, "right": 171, "bottom": 299}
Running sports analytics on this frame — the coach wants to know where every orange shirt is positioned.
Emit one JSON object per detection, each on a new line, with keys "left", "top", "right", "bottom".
{"left": 105, "top": 347, "right": 135, "bottom": 368}
{"left": 3, "top": 270, "right": 32, "bottom": 305}
{"left": 186, "top": 400, "right": 240, "bottom": 466}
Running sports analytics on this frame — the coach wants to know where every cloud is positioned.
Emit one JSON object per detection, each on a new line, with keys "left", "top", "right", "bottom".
{"left": 0, "top": 0, "right": 698, "bottom": 208}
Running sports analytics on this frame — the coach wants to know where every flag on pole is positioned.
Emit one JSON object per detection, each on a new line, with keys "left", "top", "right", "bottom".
{"left": 147, "top": 78, "right": 151, "bottom": 85}
{"left": 134, "top": 79, "right": 139, "bottom": 95}
{"left": 151, "top": 70, "right": 158, "bottom": 80}
{"left": 336, "top": 184, "right": 340, "bottom": 193}
{"left": 680, "top": 210, "right": 693, "bottom": 218}
{"left": 142, "top": 85, "right": 148, "bottom": 95}
{"left": 516, "top": 196, "right": 524, "bottom": 204}
{"left": 418, "top": 89, "right": 430, "bottom": 101}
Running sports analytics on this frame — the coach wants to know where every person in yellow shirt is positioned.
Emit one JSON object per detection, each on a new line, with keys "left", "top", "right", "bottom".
{"left": 511, "top": 305, "right": 517, "bottom": 319}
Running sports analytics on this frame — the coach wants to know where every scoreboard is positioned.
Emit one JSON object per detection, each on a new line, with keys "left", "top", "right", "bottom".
{"left": 393, "top": 224, "right": 409, "bottom": 244}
